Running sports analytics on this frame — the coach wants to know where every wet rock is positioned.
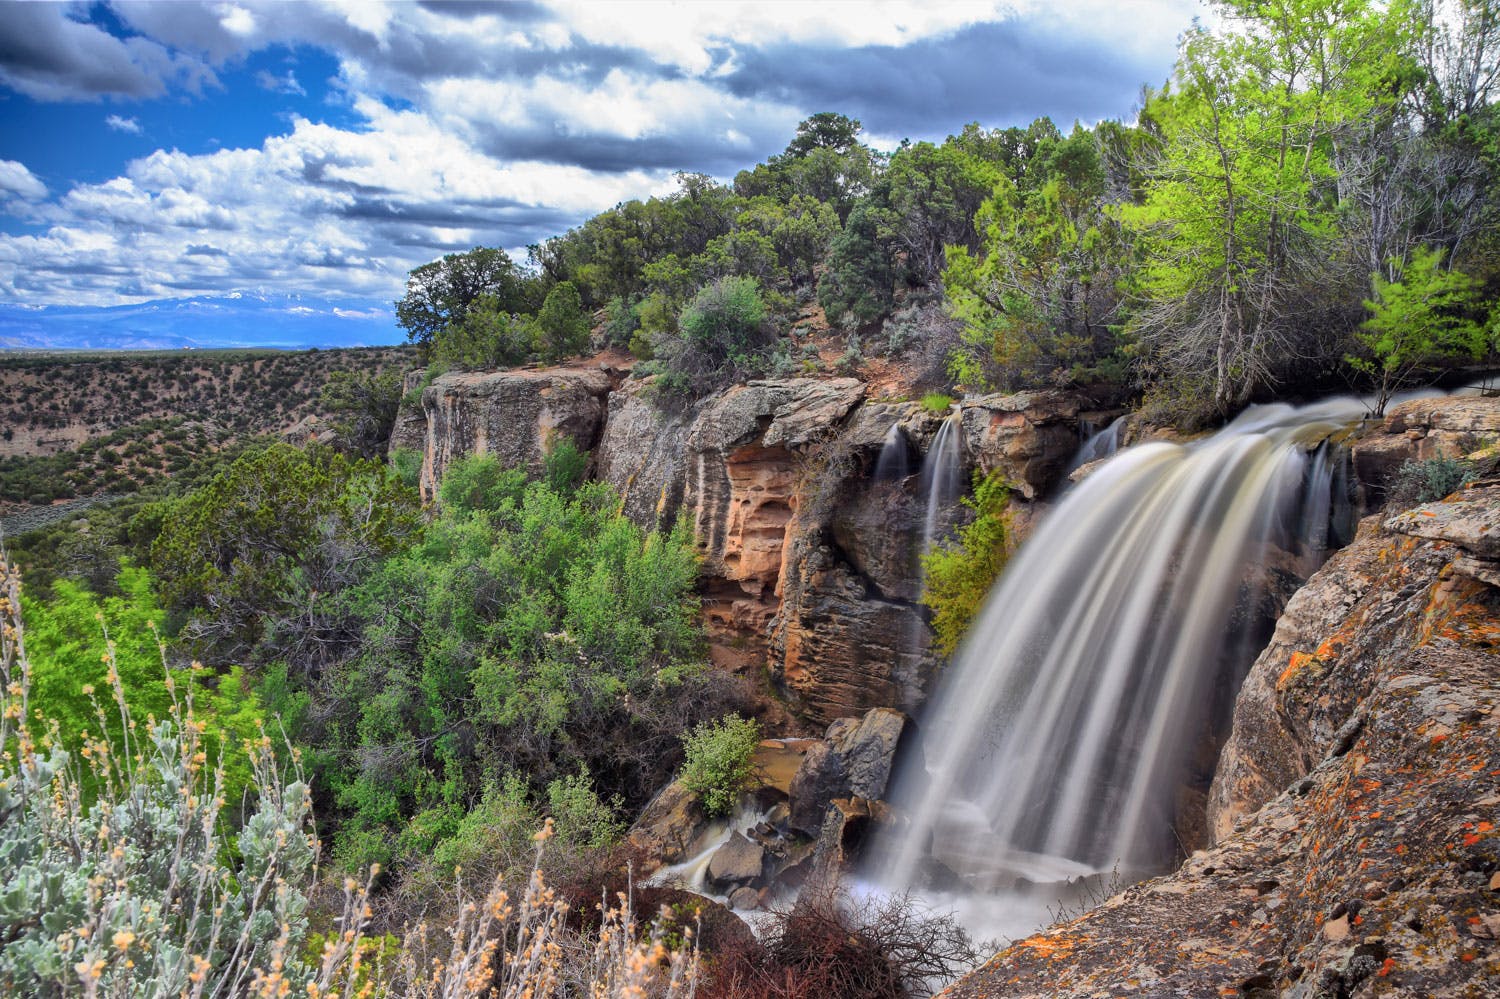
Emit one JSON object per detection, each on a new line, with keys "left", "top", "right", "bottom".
{"left": 788, "top": 742, "right": 847, "bottom": 837}
{"left": 627, "top": 780, "right": 710, "bottom": 869}
{"left": 707, "top": 831, "right": 766, "bottom": 888}
{"left": 728, "top": 886, "right": 763, "bottom": 910}
{"left": 807, "top": 797, "right": 894, "bottom": 888}
{"left": 829, "top": 477, "right": 925, "bottom": 603}
{"left": 826, "top": 706, "right": 907, "bottom": 801}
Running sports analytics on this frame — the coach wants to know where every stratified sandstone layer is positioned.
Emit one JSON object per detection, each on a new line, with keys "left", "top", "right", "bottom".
{"left": 418, "top": 367, "right": 613, "bottom": 500}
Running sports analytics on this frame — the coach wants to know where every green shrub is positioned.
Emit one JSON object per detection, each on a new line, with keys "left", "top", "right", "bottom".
{"left": 535, "top": 280, "right": 592, "bottom": 362}
{"left": 0, "top": 553, "right": 700, "bottom": 998}
{"left": 543, "top": 435, "right": 590, "bottom": 495}
{"left": 920, "top": 392, "right": 955, "bottom": 414}
{"left": 390, "top": 447, "right": 423, "bottom": 489}
{"left": 679, "top": 714, "right": 761, "bottom": 817}
{"left": 436, "top": 451, "right": 528, "bottom": 514}
{"left": 644, "top": 276, "right": 778, "bottom": 404}
{"left": 1386, "top": 455, "right": 1477, "bottom": 507}
{"left": 922, "top": 472, "right": 1014, "bottom": 657}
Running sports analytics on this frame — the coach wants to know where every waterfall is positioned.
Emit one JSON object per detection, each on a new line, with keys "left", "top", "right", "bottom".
{"left": 874, "top": 423, "right": 912, "bottom": 483}
{"left": 872, "top": 399, "right": 1366, "bottom": 919}
{"left": 919, "top": 411, "right": 964, "bottom": 558}
{"left": 1069, "top": 414, "right": 1127, "bottom": 472}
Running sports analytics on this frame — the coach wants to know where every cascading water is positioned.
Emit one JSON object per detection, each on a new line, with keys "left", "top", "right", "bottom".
{"left": 919, "top": 411, "right": 964, "bottom": 557}
{"left": 874, "top": 423, "right": 913, "bottom": 483}
{"left": 869, "top": 398, "right": 1368, "bottom": 937}
{"left": 1068, "top": 413, "right": 1127, "bottom": 472}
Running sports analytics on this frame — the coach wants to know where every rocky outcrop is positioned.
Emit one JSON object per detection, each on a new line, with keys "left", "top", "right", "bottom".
{"left": 418, "top": 367, "right": 613, "bottom": 500}
{"left": 1352, "top": 395, "right": 1500, "bottom": 501}
{"left": 416, "top": 362, "right": 1107, "bottom": 728}
{"left": 962, "top": 389, "right": 1099, "bottom": 500}
{"left": 772, "top": 537, "right": 935, "bottom": 723}
{"left": 594, "top": 381, "right": 696, "bottom": 531}
{"left": 948, "top": 483, "right": 1500, "bottom": 998}
{"left": 387, "top": 369, "right": 430, "bottom": 457}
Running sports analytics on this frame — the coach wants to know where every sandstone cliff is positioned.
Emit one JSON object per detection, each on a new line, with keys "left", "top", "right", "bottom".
{"left": 406, "top": 363, "right": 1112, "bottom": 727}
{"left": 415, "top": 367, "right": 614, "bottom": 500}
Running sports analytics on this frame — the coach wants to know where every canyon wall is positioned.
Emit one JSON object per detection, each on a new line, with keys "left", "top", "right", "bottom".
{"left": 398, "top": 366, "right": 1116, "bottom": 728}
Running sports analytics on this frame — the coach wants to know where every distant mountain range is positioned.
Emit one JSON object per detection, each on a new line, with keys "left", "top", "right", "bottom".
{"left": 0, "top": 293, "right": 406, "bottom": 352}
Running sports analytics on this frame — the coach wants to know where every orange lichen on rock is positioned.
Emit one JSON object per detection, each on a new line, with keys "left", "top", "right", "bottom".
{"left": 1278, "top": 650, "right": 1314, "bottom": 690}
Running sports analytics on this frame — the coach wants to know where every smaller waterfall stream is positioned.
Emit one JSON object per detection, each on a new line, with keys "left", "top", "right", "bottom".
{"left": 870, "top": 398, "right": 1370, "bottom": 940}
{"left": 874, "top": 423, "right": 912, "bottom": 483}
{"left": 919, "top": 412, "right": 964, "bottom": 558}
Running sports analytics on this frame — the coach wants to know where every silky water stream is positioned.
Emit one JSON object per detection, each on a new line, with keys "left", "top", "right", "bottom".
{"left": 862, "top": 398, "right": 1367, "bottom": 942}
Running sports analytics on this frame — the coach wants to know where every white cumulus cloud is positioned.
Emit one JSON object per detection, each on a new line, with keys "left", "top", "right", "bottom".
{"left": 0, "top": 160, "right": 49, "bottom": 201}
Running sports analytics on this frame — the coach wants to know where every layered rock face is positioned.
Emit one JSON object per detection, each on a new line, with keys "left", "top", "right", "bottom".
{"left": 415, "top": 367, "right": 614, "bottom": 500}
{"left": 947, "top": 481, "right": 1500, "bottom": 998}
{"left": 415, "top": 364, "right": 1110, "bottom": 727}
{"left": 1352, "top": 395, "right": 1500, "bottom": 501}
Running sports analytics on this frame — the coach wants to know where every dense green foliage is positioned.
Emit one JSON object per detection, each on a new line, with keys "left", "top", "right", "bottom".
{"left": 922, "top": 473, "right": 1014, "bottom": 657}
{"left": 394, "top": 246, "right": 539, "bottom": 347}
{"left": 0, "top": 557, "right": 701, "bottom": 998}
{"left": 148, "top": 442, "right": 421, "bottom": 661}
{"left": 1349, "top": 246, "right": 1490, "bottom": 414}
{"left": 386, "top": 1, "right": 1499, "bottom": 419}
{"left": 643, "top": 276, "right": 775, "bottom": 402}
{"left": 320, "top": 368, "right": 404, "bottom": 459}
{"left": 19, "top": 563, "right": 266, "bottom": 803}
{"left": 678, "top": 715, "right": 762, "bottom": 817}
{"left": 315, "top": 451, "right": 717, "bottom": 870}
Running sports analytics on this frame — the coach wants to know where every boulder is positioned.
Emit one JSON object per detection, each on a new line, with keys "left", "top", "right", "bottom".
{"left": 418, "top": 367, "right": 612, "bottom": 500}
{"left": 728, "top": 886, "right": 763, "bottom": 910}
{"left": 787, "top": 742, "right": 847, "bottom": 837}
{"left": 786, "top": 707, "right": 908, "bottom": 836}
{"left": 806, "top": 797, "right": 895, "bottom": 890}
{"left": 1385, "top": 487, "right": 1500, "bottom": 558}
{"left": 826, "top": 706, "right": 907, "bottom": 801}
{"left": 961, "top": 389, "right": 1091, "bottom": 500}
{"left": 627, "top": 780, "right": 711, "bottom": 869}
{"left": 706, "top": 831, "right": 766, "bottom": 888}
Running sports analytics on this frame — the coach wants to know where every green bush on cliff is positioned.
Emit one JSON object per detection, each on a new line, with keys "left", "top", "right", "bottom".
{"left": 922, "top": 471, "right": 1014, "bottom": 657}
{"left": 1387, "top": 455, "right": 1477, "bottom": 508}
{"left": 678, "top": 714, "right": 761, "bottom": 817}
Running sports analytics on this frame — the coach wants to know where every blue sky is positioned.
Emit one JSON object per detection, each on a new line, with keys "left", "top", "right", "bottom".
{"left": 0, "top": 0, "right": 1204, "bottom": 344}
